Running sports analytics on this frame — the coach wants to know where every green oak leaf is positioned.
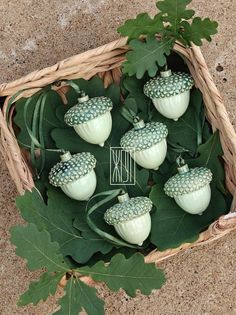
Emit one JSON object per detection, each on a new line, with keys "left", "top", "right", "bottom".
{"left": 123, "top": 36, "right": 174, "bottom": 79}
{"left": 16, "top": 188, "right": 113, "bottom": 264}
{"left": 52, "top": 128, "right": 110, "bottom": 165}
{"left": 186, "top": 132, "right": 225, "bottom": 191}
{"left": 117, "top": 13, "right": 163, "bottom": 40}
{"left": 45, "top": 189, "right": 114, "bottom": 262}
{"left": 156, "top": 0, "right": 195, "bottom": 30}
{"left": 74, "top": 76, "right": 121, "bottom": 106}
{"left": 120, "top": 98, "right": 138, "bottom": 123}
{"left": 122, "top": 75, "right": 151, "bottom": 114}
{"left": 79, "top": 253, "right": 165, "bottom": 297}
{"left": 181, "top": 18, "right": 218, "bottom": 46}
{"left": 202, "top": 119, "right": 213, "bottom": 143}
{"left": 10, "top": 223, "right": 67, "bottom": 272}
{"left": 128, "top": 168, "right": 150, "bottom": 196}
{"left": 66, "top": 238, "right": 113, "bottom": 264}
{"left": 18, "top": 272, "right": 64, "bottom": 306}
{"left": 149, "top": 175, "right": 228, "bottom": 250}
{"left": 86, "top": 247, "right": 137, "bottom": 266}
{"left": 54, "top": 277, "right": 104, "bottom": 315}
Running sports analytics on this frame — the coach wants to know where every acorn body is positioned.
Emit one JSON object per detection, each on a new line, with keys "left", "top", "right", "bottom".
{"left": 131, "top": 139, "right": 167, "bottom": 170}
{"left": 49, "top": 151, "right": 97, "bottom": 201}
{"left": 64, "top": 94, "right": 113, "bottom": 147}
{"left": 144, "top": 70, "right": 194, "bottom": 121}
{"left": 152, "top": 90, "right": 190, "bottom": 121}
{"left": 104, "top": 193, "right": 152, "bottom": 246}
{"left": 74, "top": 111, "right": 112, "bottom": 147}
{"left": 174, "top": 184, "right": 211, "bottom": 215}
{"left": 120, "top": 119, "right": 168, "bottom": 170}
{"left": 164, "top": 164, "right": 213, "bottom": 215}
{"left": 61, "top": 169, "right": 97, "bottom": 201}
{"left": 114, "top": 212, "right": 151, "bottom": 246}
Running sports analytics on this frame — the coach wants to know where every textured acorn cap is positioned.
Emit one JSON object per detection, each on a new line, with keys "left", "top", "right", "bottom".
{"left": 104, "top": 196, "right": 152, "bottom": 225}
{"left": 120, "top": 121, "right": 168, "bottom": 151}
{"left": 64, "top": 96, "right": 113, "bottom": 126}
{"left": 49, "top": 152, "right": 96, "bottom": 187}
{"left": 143, "top": 71, "right": 194, "bottom": 99}
{"left": 164, "top": 166, "right": 213, "bottom": 198}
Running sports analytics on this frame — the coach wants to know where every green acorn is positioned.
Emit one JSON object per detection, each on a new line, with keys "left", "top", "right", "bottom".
{"left": 164, "top": 158, "right": 212, "bottom": 215}
{"left": 120, "top": 117, "right": 168, "bottom": 170}
{"left": 144, "top": 70, "right": 194, "bottom": 121}
{"left": 104, "top": 192, "right": 152, "bottom": 246}
{"left": 49, "top": 151, "right": 97, "bottom": 201}
{"left": 64, "top": 92, "right": 113, "bottom": 147}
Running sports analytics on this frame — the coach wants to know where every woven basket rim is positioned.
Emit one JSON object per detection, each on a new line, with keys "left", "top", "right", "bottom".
{"left": 1, "top": 37, "right": 236, "bottom": 264}
{"left": 0, "top": 37, "right": 129, "bottom": 97}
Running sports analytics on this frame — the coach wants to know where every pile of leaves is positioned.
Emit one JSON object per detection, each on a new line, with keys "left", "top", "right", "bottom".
{"left": 8, "top": 0, "right": 226, "bottom": 314}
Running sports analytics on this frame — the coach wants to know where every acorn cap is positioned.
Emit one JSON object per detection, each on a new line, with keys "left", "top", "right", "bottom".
{"left": 164, "top": 165, "right": 213, "bottom": 198}
{"left": 64, "top": 95, "right": 113, "bottom": 126}
{"left": 49, "top": 152, "right": 96, "bottom": 187}
{"left": 143, "top": 70, "right": 194, "bottom": 99}
{"left": 104, "top": 195, "right": 152, "bottom": 225}
{"left": 120, "top": 121, "right": 168, "bottom": 151}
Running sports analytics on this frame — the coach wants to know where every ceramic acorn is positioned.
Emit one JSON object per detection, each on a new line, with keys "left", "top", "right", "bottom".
{"left": 143, "top": 69, "right": 194, "bottom": 121}
{"left": 120, "top": 117, "right": 168, "bottom": 170}
{"left": 64, "top": 92, "right": 113, "bottom": 147}
{"left": 164, "top": 158, "right": 213, "bottom": 215}
{"left": 49, "top": 151, "right": 97, "bottom": 201}
{"left": 104, "top": 192, "right": 152, "bottom": 246}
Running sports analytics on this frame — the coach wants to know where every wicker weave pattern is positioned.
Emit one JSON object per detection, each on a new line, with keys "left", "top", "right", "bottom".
{"left": 1, "top": 37, "right": 236, "bottom": 264}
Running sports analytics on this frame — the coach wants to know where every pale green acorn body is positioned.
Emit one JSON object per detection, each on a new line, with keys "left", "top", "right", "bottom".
{"left": 130, "top": 139, "right": 167, "bottom": 170}
{"left": 104, "top": 193, "right": 153, "bottom": 246}
{"left": 74, "top": 111, "right": 112, "bottom": 147}
{"left": 174, "top": 184, "right": 211, "bottom": 215}
{"left": 144, "top": 70, "right": 194, "bottom": 121}
{"left": 49, "top": 151, "right": 97, "bottom": 201}
{"left": 152, "top": 90, "right": 190, "bottom": 121}
{"left": 61, "top": 169, "right": 97, "bottom": 201}
{"left": 114, "top": 212, "right": 151, "bottom": 246}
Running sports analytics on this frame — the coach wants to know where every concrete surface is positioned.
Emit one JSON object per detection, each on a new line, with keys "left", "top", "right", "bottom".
{"left": 0, "top": 0, "right": 236, "bottom": 314}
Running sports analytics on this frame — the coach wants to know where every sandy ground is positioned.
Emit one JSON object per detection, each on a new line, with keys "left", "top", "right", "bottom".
{"left": 0, "top": 0, "right": 236, "bottom": 314}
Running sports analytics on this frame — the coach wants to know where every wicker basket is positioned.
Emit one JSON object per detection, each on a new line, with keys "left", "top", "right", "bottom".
{"left": 1, "top": 37, "right": 236, "bottom": 265}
